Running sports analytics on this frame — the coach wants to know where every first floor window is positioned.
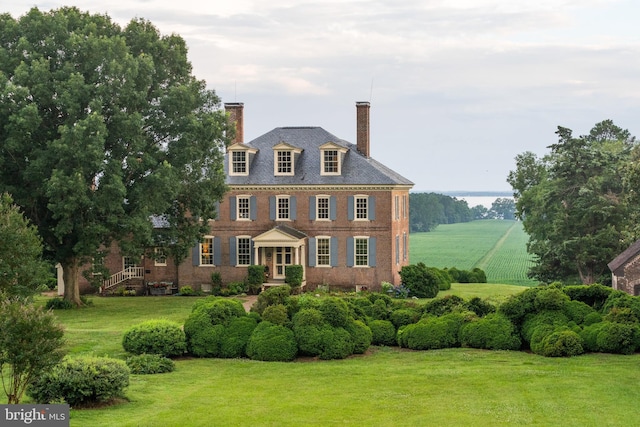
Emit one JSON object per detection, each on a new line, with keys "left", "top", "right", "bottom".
{"left": 154, "top": 248, "right": 167, "bottom": 266}
{"left": 123, "top": 256, "right": 140, "bottom": 270}
{"left": 355, "top": 238, "right": 369, "bottom": 266}
{"left": 317, "top": 237, "right": 331, "bottom": 266}
{"left": 237, "top": 237, "right": 251, "bottom": 266}
{"left": 201, "top": 236, "right": 214, "bottom": 265}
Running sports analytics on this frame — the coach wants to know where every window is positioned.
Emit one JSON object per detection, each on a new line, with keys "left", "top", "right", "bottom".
{"left": 123, "top": 256, "right": 140, "bottom": 270}
{"left": 355, "top": 238, "right": 369, "bottom": 266}
{"left": 395, "top": 195, "right": 400, "bottom": 220}
{"left": 277, "top": 196, "right": 290, "bottom": 220}
{"left": 395, "top": 235, "right": 400, "bottom": 265}
{"left": 154, "top": 248, "right": 167, "bottom": 266}
{"left": 277, "top": 151, "right": 292, "bottom": 174}
{"left": 200, "top": 236, "right": 214, "bottom": 265}
{"left": 403, "top": 232, "right": 408, "bottom": 261}
{"left": 231, "top": 151, "right": 246, "bottom": 174}
{"left": 323, "top": 150, "right": 339, "bottom": 173}
{"left": 402, "top": 194, "right": 408, "bottom": 219}
{"left": 355, "top": 196, "right": 368, "bottom": 220}
{"left": 317, "top": 237, "right": 331, "bottom": 266}
{"left": 317, "top": 196, "right": 329, "bottom": 220}
{"left": 237, "top": 196, "right": 250, "bottom": 219}
{"left": 237, "top": 237, "right": 251, "bottom": 266}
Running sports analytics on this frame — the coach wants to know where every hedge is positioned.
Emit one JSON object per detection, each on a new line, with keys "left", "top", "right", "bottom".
{"left": 122, "top": 319, "right": 186, "bottom": 357}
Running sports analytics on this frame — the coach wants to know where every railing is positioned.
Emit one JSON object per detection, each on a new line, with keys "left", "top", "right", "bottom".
{"left": 101, "top": 267, "right": 144, "bottom": 292}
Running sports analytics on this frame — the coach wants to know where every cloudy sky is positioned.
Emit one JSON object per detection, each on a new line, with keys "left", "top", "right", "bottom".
{"left": 7, "top": 1, "right": 640, "bottom": 192}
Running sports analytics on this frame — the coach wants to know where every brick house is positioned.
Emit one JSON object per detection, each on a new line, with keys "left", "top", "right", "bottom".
{"left": 608, "top": 239, "right": 640, "bottom": 295}
{"left": 77, "top": 102, "right": 413, "bottom": 294}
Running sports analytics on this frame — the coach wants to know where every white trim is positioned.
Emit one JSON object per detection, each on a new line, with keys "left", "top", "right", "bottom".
{"left": 316, "top": 235, "right": 331, "bottom": 267}
{"left": 354, "top": 194, "right": 369, "bottom": 221}
{"left": 236, "top": 195, "right": 251, "bottom": 220}
{"left": 315, "top": 194, "right": 331, "bottom": 221}
{"left": 353, "top": 236, "right": 370, "bottom": 268}
{"left": 200, "top": 235, "right": 215, "bottom": 266}
{"left": 236, "top": 235, "right": 252, "bottom": 266}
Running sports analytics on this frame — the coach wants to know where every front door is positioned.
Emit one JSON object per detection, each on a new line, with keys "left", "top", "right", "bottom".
{"left": 273, "top": 246, "right": 292, "bottom": 280}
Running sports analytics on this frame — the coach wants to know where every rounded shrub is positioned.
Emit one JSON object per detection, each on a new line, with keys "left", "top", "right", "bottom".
{"left": 521, "top": 310, "right": 570, "bottom": 344}
{"left": 460, "top": 313, "right": 521, "bottom": 350}
{"left": 195, "top": 297, "right": 246, "bottom": 326}
{"left": 498, "top": 287, "right": 542, "bottom": 327}
{"left": 402, "top": 313, "right": 469, "bottom": 350}
{"left": 319, "top": 327, "right": 355, "bottom": 360}
{"left": 293, "top": 308, "right": 325, "bottom": 328}
{"left": 247, "top": 322, "right": 297, "bottom": 362}
{"left": 389, "top": 308, "right": 421, "bottom": 329}
{"left": 423, "top": 295, "right": 468, "bottom": 317}
{"left": 28, "top": 356, "right": 129, "bottom": 406}
{"left": 370, "top": 298, "right": 390, "bottom": 321}
{"left": 45, "top": 297, "right": 74, "bottom": 310}
{"left": 184, "top": 310, "right": 226, "bottom": 357}
{"left": 563, "top": 284, "right": 614, "bottom": 311}
{"left": 466, "top": 297, "right": 496, "bottom": 317}
{"left": 294, "top": 324, "right": 330, "bottom": 357}
{"left": 252, "top": 285, "right": 291, "bottom": 315}
{"left": 399, "top": 262, "right": 440, "bottom": 298}
{"left": 220, "top": 316, "right": 258, "bottom": 358}
{"left": 345, "top": 319, "right": 372, "bottom": 354}
{"left": 563, "top": 300, "right": 597, "bottom": 325}
{"left": 126, "top": 354, "right": 175, "bottom": 374}
{"left": 122, "top": 319, "right": 186, "bottom": 357}
{"left": 320, "top": 297, "right": 350, "bottom": 327}
{"left": 595, "top": 322, "right": 640, "bottom": 355}
{"left": 368, "top": 320, "right": 397, "bottom": 346}
{"left": 532, "top": 328, "right": 584, "bottom": 357}
{"left": 262, "top": 304, "right": 289, "bottom": 326}
{"left": 534, "top": 288, "right": 570, "bottom": 311}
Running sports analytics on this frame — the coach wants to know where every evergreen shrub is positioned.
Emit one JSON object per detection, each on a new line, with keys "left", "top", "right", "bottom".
{"left": 220, "top": 316, "right": 258, "bottom": 358}
{"left": 262, "top": 304, "right": 289, "bottom": 326}
{"left": 320, "top": 297, "right": 349, "bottom": 327}
{"left": 368, "top": 320, "right": 397, "bottom": 346}
{"left": 389, "top": 308, "right": 421, "bottom": 329}
{"left": 460, "top": 313, "right": 521, "bottom": 350}
{"left": 247, "top": 322, "right": 297, "bottom": 362}
{"left": 345, "top": 319, "right": 372, "bottom": 354}
{"left": 122, "top": 319, "right": 186, "bottom": 357}
{"left": 126, "top": 354, "right": 175, "bottom": 374}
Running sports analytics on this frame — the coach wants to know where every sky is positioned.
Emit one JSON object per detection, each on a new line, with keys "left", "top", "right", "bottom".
{"left": 6, "top": 1, "right": 640, "bottom": 192}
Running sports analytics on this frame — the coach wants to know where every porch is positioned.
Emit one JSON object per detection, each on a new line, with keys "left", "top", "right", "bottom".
{"left": 253, "top": 225, "right": 307, "bottom": 290}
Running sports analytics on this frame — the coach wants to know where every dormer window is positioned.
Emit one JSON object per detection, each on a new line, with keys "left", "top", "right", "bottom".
{"left": 320, "top": 142, "right": 348, "bottom": 176}
{"left": 273, "top": 142, "right": 302, "bottom": 176}
{"left": 228, "top": 143, "right": 258, "bottom": 176}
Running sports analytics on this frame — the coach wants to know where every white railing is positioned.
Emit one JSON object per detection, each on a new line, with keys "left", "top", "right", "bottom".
{"left": 101, "top": 267, "right": 144, "bottom": 292}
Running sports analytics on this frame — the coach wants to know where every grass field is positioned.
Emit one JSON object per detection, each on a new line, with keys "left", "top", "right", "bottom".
{"left": 410, "top": 220, "right": 537, "bottom": 286}
{"left": 6, "top": 293, "right": 640, "bottom": 426}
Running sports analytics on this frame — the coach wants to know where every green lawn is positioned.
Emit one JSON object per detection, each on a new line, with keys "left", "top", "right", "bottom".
{"left": 411, "top": 220, "right": 537, "bottom": 286}
{"left": 13, "top": 294, "right": 640, "bottom": 426}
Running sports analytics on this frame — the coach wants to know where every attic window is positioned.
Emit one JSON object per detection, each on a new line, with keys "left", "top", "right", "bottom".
{"left": 277, "top": 150, "right": 292, "bottom": 175}
{"left": 320, "top": 143, "right": 347, "bottom": 176}
{"left": 232, "top": 151, "right": 247, "bottom": 174}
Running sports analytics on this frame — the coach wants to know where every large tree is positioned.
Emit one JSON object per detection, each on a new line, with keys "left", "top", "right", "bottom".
{"left": 0, "top": 8, "right": 230, "bottom": 305}
{"left": 508, "top": 120, "right": 636, "bottom": 284}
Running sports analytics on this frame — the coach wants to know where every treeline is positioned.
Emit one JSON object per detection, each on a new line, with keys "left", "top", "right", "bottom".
{"left": 409, "top": 193, "right": 515, "bottom": 233}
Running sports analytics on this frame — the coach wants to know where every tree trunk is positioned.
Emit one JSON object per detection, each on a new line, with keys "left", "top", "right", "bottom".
{"left": 62, "top": 258, "right": 83, "bottom": 306}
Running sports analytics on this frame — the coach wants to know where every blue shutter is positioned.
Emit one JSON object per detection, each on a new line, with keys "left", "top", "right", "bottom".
{"left": 369, "top": 237, "right": 377, "bottom": 267}
{"left": 214, "top": 237, "right": 222, "bottom": 266}
{"left": 348, "top": 196, "right": 354, "bottom": 221}
{"left": 230, "top": 196, "right": 236, "bottom": 220}
{"left": 250, "top": 239, "right": 255, "bottom": 264}
{"left": 347, "top": 237, "right": 354, "bottom": 267}
{"left": 330, "top": 196, "right": 337, "bottom": 220}
{"left": 229, "top": 237, "right": 237, "bottom": 266}
{"left": 369, "top": 196, "right": 376, "bottom": 220}
{"left": 308, "top": 237, "right": 316, "bottom": 267}
{"left": 192, "top": 242, "right": 200, "bottom": 266}
{"left": 250, "top": 196, "right": 257, "bottom": 220}
{"left": 214, "top": 201, "right": 221, "bottom": 220}
{"left": 330, "top": 237, "right": 338, "bottom": 267}
{"left": 269, "top": 196, "right": 276, "bottom": 220}
{"left": 395, "top": 235, "right": 400, "bottom": 264}
{"left": 290, "top": 196, "right": 297, "bottom": 220}
{"left": 309, "top": 196, "right": 316, "bottom": 220}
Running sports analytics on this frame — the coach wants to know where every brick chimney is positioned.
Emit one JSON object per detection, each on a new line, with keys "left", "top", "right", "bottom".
{"left": 356, "top": 101, "right": 370, "bottom": 158}
{"left": 224, "top": 102, "right": 244, "bottom": 144}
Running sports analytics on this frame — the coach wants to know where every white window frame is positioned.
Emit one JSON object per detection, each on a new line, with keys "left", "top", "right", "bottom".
{"left": 230, "top": 150, "right": 248, "bottom": 176}
{"left": 354, "top": 236, "right": 369, "bottom": 267}
{"left": 355, "top": 195, "right": 369, "bottom": 220}
{"left": 200, "top": 236, "right": 215, "bottom": 266}
{"left": 321, "top": 149, "right": 340, "bottom": 175}
{"left": 154, "top": 247, "right": 167, "bottom": 266}
{"left": 316, "top": 195, "right": 330, "bottom": 221}
{"left": 237, "top": 236, "right": 252, "bottom": 266}
{"left": 316, "top": 236, "right": 331, "bottom": 267}
{"left": 275, "top": 150, "right": 294, "bottom": 176}
{"left": 395, "top": 195, "right": 400, "bottom": 220}
{"left": 237, "top": 195, "right": 250, "bottom": 220}
{"left": 276, "top": 195, "right": 290, "bottom": 220}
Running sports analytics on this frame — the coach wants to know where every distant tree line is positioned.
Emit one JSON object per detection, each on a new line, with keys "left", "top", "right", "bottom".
{"left": 409, "top": 193, "right": 515, "bottom": 233}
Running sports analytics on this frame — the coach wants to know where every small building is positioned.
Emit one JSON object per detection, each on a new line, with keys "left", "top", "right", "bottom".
{"left": 608, "top": 239, "right": 640, "bottom": 295}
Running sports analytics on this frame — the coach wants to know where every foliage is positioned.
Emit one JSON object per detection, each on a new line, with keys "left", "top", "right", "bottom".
{"left": 219, "top": 316, "right": 258, "bottom": 359}
{"left": 262, "top": 304, "right": 289, "bottom": 326}
{"left": 534, "top": 287, "right": 570, "bottom": 311}
{"left": 508, "top": 121, "right": 636, "bottom": 284}
{"left": 0, "top": 194, "right": 50, "bottom": 297}
{"left": 445, "top": 267, "right": 487, "bottom": 284}
{"left": 126, "top": 354, "right": 175, "bottom": 375}
{"left": 178, "top": 286, "right": 196, "bottom": 296}
{"left": 531, "top": 328, "right": 584, "bottom": 357}
{"left": 563, "top": 300, "right": 598, "bottom": 325}
{"left": 45, "top": 297, "right": 74, "bottom": 310}
{"left": 460, "top": 313, "right": 521, "bottom": 350}
{"left": 399, "top": 262, "right": 440, "bottom": 298}
{"left": 252, "top": 285, "right": 292, "bottom": 315}
{"left": 521, "top": 310, "right": 570, "bottom": 344}
{"left": 122, "top": 319, "right": 187, "bottom": 357}
{"left": 0, "top": 300, "right": 65, "bottom": 403}
{"left": 284, "top": 265, "right": 304, "bottom": 288}
{"left": 562, "top": 284, "right": 614, "bottom": 311}
{"left": 488, "top": 198, "right": 516, "bottom": 220}
{"left": 369, "top": 298, "right": 390, "bottom": 320}
{"left": 423, "top": 295, "right": 467, "bottom": 317}
{"left": 247, "top": 265, "right": 265, "bottom": 294}
{"left": 0, "top": 8, "right": 231, "bottom": 305}
{"left": 389, "top": 308, "right": 422, "bottom": 329}
{"left": 246, "top": 322, "right": 297, "bottom": 362}
{"left": 320, "top": 297, "right": 350, "bottom": 327}
{"left": 409, "top": 192, "right": 473, "bottom": 232}
{"left": 368, "top": 320, "right": 397, "bottom": 346}
{"left": 399, "top": 313, "right": 470, "bottom": 350}
{"left": 345, "top": 320, "right": 372, "bottom": 354}
{"left": 318, "top": 327, "right": 355, "bottom": 360}
{"left": 27, "top": 356, "right": 129, "bottom": 406}
{"left": 593, "top": 322, "right": 640, "bottom": 355}
{"left": 466, "top": 297, "right": 496, "bottom": 317}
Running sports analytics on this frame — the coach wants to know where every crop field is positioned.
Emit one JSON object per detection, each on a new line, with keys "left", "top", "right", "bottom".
{"left": 410, "top": 220, "right": 537, "bottom": 286}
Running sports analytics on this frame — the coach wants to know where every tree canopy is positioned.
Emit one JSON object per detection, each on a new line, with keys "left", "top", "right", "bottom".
{"left": 0, "top": 8, "right": 231, "bottom": 304}
{"left": 508, "top": 120, "right": 636, "bottom": 284}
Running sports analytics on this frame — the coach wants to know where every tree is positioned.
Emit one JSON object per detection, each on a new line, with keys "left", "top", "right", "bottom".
{"left": 0, "top": 299, "right": 65, "bottom": 403}
{"left": 0, "top": 193, "right": 49, "bottom": 297}
{"left": 508, "top": 120, "right": 636, "bottom": 284}
{"left": 0, "top": 8, "right": 231, "bottom": 305}
{"left": 488, "top": 198, "right": 516, "bottom": 220}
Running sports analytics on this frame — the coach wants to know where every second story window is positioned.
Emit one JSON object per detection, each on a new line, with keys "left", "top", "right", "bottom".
{"left": 277, "top": 151, "right": 292, "bottom": 174}
{"left": 277, "top": 196, "right": 290, "bottom": 220}
{"left": 237, "top": 196, "right": 250, "bottom": 219}
{"left": 355, "top": 196, "right": 368, "bottom": 220}
{"left": 317, "top": 196, "right": 329, "bottom": 220}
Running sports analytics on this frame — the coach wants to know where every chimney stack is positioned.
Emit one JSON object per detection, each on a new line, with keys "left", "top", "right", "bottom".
{"left": 224, "top": 102, "right": 244, "bottom": 144}
{"left": 356, "top": 101, "right": 370, "bottom": 158}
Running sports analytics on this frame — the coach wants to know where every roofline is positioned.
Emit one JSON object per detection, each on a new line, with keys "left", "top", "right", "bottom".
{"left": 227, "top": 184, "right": 414, "bottom": 192}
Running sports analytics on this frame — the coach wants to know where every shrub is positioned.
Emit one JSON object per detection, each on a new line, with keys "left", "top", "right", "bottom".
{"left": 284, "top": 265, "right": 304, "bottom": 289}
{"left": 595, "top": 322, "right": 640, "bottom": 355}
{"left": 498, "top": 287, "right": 542, "bottom": 327}
{"left": 320, "top": 297, "right": 349, "bottom": 328}
{"left": 602, "top": 292, "right": 640, "bottom": 320}
{"left": 293, "top": 308, "right": 325, "bottom": 328}
{"left": 226, "top": 281, "right": 248, "bottom": 296}
{"left": 562, "top": 284, "right": 613, "bottom": 310}
{"left": 563, "top": 300, "right": 597, "bottom": 325}
{"left": 401, "top": 314, "right": 466, "bottom": 350}
{"left": 252, "top": 285, "right": 291, "bottom": 315}
{"left": 247, "top": 265, "right": 265, "bottom": 294}
{"left": 45, "top": 297, "right": 74, "bottom": 310}
{"left": 580, "top": 322, "right": 606, "bottom": 352}
{"left": 534, "top": 288, "right": 570, "bottom": 311}
{"left": 521, "top": 310, "right": 570, "bottom": 344}
{"left": 399, "top": 262, "right": 439, "bottom": 298}
{"left": 469, "top": 268, "right": 487, "bottom": 283}
{"left": 28, "top": 356, "right": 129, "bottom": 406}
{"left": 605, "top": 307, "right": 639, "bottom": 324}
{"left": 368, "top": 320, "right": 397, "bottom": 346}
{"left": 183, "top": 310, "right": 226, "bottom": 357}
{"left": 345, "top": 320, "right": 372, "bottom": 354}
{"left": 122, "top": 319, "right": 187, "bottom": 357}
{"left": 262, "top": 304, "right": 289, "bottom": 326}
{"left": 246, "top": 322, "right": 297, "bottom": 362}
{"left": 126, "top": 354, "right": 175, "bottom": 374}
{"left": 319, "top": 327, "right": 354, "bottom": 360}
{"left": 193, "top": 297, "right": 246, "bottom": 326}
{"left": 423, "top": 295, "right": 467, "bottom": 317}
{"left": 389, "top": 308, "right": 421, "bottom": 329}
{"left": 294, "top": 324, "right": 329, "bottom": 357}
{"left": 220, "top": 316, "right": 258, "bottom": 358}
{"left": 460, "top": 313, "right": 521, "bottom": 350}
{"left": 179, "top": 285, "right": 195, "bottom": 296}
{"left": 467, "top": 297, "right": 496, "bottom": 317}
{"left": 211, "top": 272, "right": 223, "bottom": 295}
{"left": 532, "top": 328, "right": 584, "bottom": 357}
{"left": 370, "top": 298, "right": 390, "bottom": 321}
{"left": 367, "top": 292, "right": 393, "bottom": 306}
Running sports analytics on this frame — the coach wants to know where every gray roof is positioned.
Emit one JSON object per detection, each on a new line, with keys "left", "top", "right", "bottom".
{"left": 608, "top": 239, "right": 640, "bottom": 273}
{"left": 225, "top": 127, "right": 414, "bottom": 187}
